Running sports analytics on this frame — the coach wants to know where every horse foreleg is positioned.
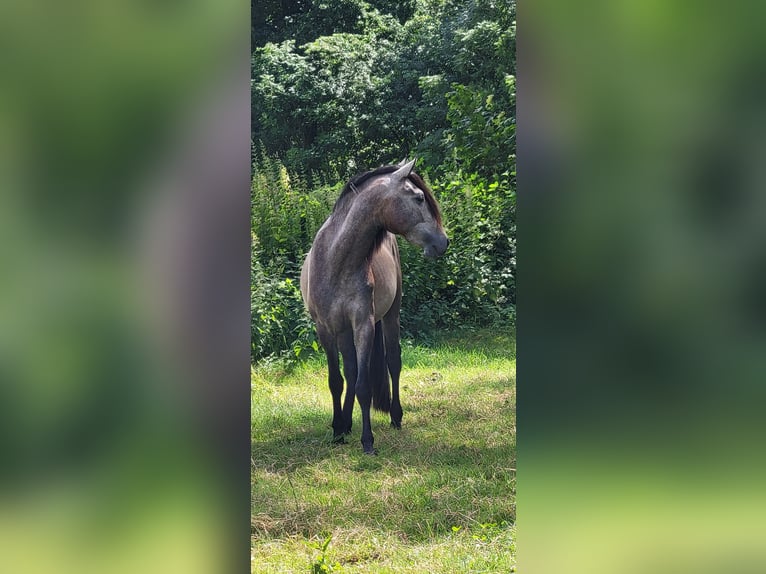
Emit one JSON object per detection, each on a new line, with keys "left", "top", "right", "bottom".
{"left": 353, "top": 318, "right": 377, "bottom": 454}
{"left": 321, "top": 336, "right": 346, "bottom": 443}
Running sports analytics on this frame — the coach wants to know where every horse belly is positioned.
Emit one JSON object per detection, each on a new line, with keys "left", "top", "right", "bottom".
{"left": 371, "top": 250, "right": 398, "bottom": 321}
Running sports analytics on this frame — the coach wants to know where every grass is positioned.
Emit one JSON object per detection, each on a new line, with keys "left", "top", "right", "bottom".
{"left": 251, "top": 327, "right": 516, "bottom": 573}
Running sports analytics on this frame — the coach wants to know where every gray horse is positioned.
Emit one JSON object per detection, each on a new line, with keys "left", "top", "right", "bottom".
{"left": 300, "top": 159, "right": 449, "bottom": 454}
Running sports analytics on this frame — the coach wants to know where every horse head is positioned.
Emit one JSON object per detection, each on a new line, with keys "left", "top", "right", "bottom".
{"left": 380, "top": 159, "right": 449, "bottom": 258}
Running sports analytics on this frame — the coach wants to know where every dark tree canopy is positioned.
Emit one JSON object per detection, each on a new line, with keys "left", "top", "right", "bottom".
{"left": 252, "top": 0, "right": 515, "bottom": 178}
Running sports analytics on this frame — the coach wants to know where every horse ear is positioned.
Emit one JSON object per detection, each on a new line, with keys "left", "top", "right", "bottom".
{"left": 393, "top": 158, "right": 416, "bottom": 181}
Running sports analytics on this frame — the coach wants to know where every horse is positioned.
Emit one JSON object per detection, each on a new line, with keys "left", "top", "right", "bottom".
{"left": 300, "top": 159, "right": 449, "bottom": 454}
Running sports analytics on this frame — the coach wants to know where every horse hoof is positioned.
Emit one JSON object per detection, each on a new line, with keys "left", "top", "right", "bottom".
{"left": 363, "top": 448, "right": 378, "bottom": 456}
{"left": 332, "top": 435, "right": 347, "bottom": 445}
{"left": 390, "top": 421, "right": 401, "bottom": 429}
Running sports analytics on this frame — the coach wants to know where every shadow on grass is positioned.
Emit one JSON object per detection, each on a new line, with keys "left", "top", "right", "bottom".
{"left": 251, "top": 408, "right": 338, "bottom": 469}
{"left": 252, "top": 371, "right": 514, "bottom": 463}
{"left": 252, "top": 372, "right": 516, "bottom": 543}
{"left": 252, "top": 326, "right": 515, "bottom": 544}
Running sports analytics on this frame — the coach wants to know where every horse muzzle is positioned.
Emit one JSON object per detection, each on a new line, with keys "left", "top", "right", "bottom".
{"left": 423, "top": 234, "right": 449, "bottom": 258}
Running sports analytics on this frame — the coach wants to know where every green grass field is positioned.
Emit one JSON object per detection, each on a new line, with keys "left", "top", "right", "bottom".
{"left": 251, "top": 328, "right": 516, "bottom": 573}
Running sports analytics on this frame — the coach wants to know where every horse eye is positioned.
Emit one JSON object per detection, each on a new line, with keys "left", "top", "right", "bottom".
{"left": 414, "top": 194, "right": 425, "bottom": 204}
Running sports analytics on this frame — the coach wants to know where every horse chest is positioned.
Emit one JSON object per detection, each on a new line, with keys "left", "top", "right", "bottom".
{"left": 317, "top": 278, "right": 392, "bottom": 329}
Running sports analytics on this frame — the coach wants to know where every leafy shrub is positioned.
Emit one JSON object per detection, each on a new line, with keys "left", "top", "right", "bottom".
{"left": 399, "top": 170, "right": 515, "bottom": 336}
{"left": 251, "top": 146, "right": 337, "bottom": 269}
{"left": 251, "top": 152, "right": 336, "bottom": 363}
{"left": 251, "top": 233, "right": 318, "bottom": 363}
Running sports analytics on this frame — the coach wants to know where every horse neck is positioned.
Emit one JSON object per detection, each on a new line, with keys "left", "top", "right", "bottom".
{"left": 325, "top": 193, "right": 385, "bottom": 274}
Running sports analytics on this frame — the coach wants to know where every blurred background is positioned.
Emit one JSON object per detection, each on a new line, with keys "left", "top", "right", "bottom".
{"left": 3, "top": 0, "right": 766, "bottom": 572}
{"left": 0, "top": 1, "right": 250, "bottom": 573}
{"left": 520, "top": 0, "right": 766, "bottom": 572}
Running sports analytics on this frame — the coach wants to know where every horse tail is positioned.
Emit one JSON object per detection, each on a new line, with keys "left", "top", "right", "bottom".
{"left": 370, "top": 320, "right": 391, "bottom": 412}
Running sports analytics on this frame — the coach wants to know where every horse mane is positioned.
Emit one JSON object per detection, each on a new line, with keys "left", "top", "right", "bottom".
{"left": 333, "top": 164, "right": 442, "bottom": 226}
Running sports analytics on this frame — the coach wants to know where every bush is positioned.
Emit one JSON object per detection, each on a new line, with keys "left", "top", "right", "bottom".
{"left": 251, "top": 146, "right": 338, "bottom": 269}
{"left": 251, "top": 234, "right": 318, "bottom": 362}
{"left": 399, "top": 170, "right": 515, "bottom": 337}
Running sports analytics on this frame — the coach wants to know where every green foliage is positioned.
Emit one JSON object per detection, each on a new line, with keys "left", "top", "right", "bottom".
{"left": 252, "top": 0, "right": 413, "bottom": 47}
{"left": 251, "top": 235, "right": 318, "bottom": 362}
{"left": 309, "top": 535, "right": 343, "bottom": 573}
{"left": 253, "top": 0, "right": 516, "bottom": 180}
{"left": 443, "top": 77, "right": 516, "bottom": 179}
{"left": 251, "top": 153, "right": 335, "bottom": 362}
{"left": 251, "top": 146, "right": 337, "bottom": 267}
{"left": 252, "top": 2, "right": 409, "bottom": 176}
{"left": 399, "top": 171, "right": 515, "bottom": 337}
